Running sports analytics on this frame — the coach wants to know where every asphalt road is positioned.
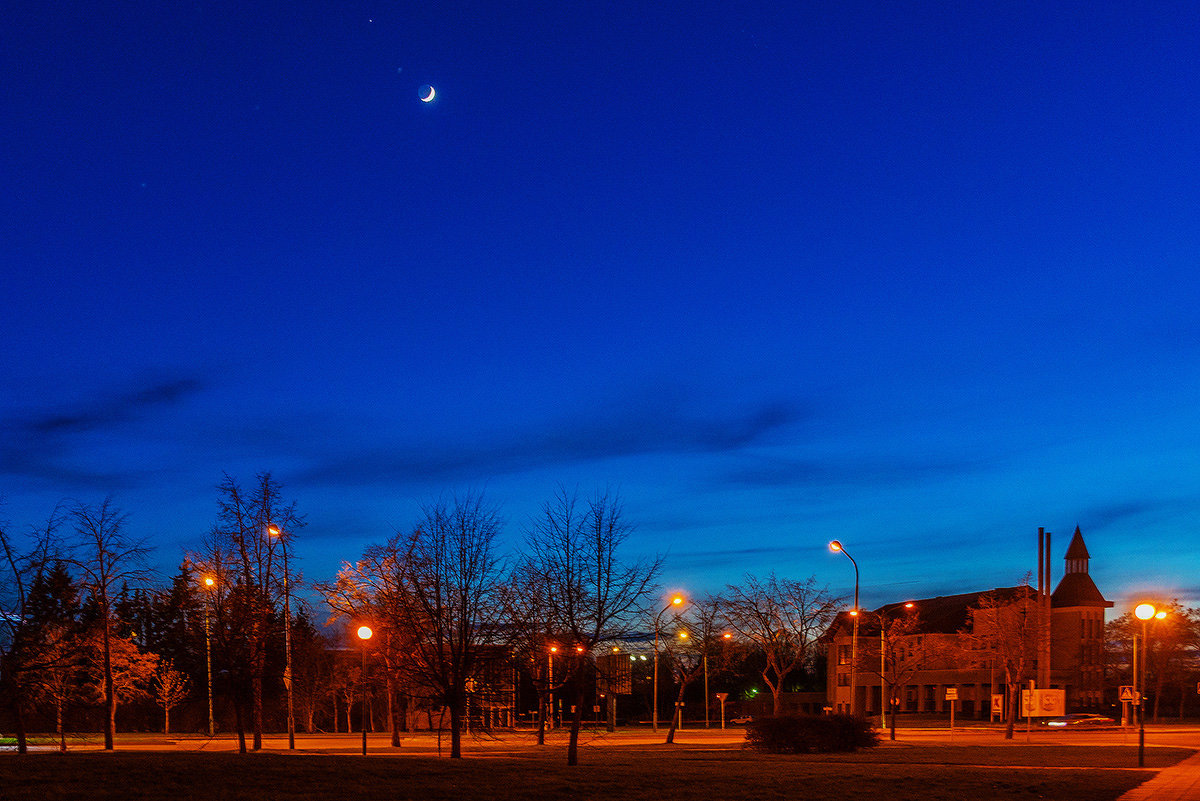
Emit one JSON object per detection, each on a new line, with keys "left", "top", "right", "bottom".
{"left": 18, "top": 723, "right": 1199, "bottom": 755}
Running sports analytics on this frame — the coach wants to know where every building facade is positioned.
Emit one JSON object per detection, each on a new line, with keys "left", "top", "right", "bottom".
{"left": 826, "top": 527, "right": 1112, "bottom": 717}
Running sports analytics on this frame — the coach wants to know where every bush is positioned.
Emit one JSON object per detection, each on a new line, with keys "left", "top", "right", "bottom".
{"left": 744, "top": 714, "right": 880, "bottom": 754}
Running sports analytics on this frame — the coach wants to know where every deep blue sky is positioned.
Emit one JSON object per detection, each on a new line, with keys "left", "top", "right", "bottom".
{"left": 4, "top": 1, "right": 1199, "bottom": 614}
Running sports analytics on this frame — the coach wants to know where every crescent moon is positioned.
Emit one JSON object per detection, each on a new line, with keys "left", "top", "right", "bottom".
{"left": 419, "top": 85, "right": 436, "bottom": 102}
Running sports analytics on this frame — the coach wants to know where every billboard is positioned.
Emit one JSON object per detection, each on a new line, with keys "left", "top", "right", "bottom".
{"left": 1020, "top": 688, "right": 1065, "bottom": 717}
{"left": 595, "top": 653, "right": 632, "bottom": 695}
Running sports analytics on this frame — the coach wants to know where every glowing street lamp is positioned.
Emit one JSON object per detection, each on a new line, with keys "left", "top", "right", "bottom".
{"left": 653, "top": 594, "right": 685, "bottom": 733}
{"left": 708, "top": 632, "right": 732, "bottom": 729}
{"left": 829, "top": 541, "right": 860, "bottom": 716}
{"left": 548, "top": 645, "right": 558, "bottom": 727}
{"left": 1133, "top": 603, "right": 1166, "bottom": 767}
{"left": 202, "top": 575, "right": 216, "bottom": 736}
{"left": 267, "top": 524, "right": 294, "bottom": 750}
{"left": 357, "top": 625, "right": 373, "bottom": 756}
{"left": 880, "top": 602, "right": 914, "bottom": 733}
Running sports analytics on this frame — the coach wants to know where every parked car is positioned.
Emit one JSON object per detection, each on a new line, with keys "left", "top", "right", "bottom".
{"left": 729, "top": 715, "right": 754, "bottom": 725}
{"left": 1041, "top": 713, "right": 1116, "bottom": 728}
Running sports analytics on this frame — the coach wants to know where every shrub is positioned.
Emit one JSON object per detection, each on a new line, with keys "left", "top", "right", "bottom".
{"left": 744, "top": 714, "right": 880, "bottom": 754}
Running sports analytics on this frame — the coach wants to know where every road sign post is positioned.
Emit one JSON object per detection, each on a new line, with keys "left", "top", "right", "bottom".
{"left": 945, "top": 688, "right": 958, "bottom": 741}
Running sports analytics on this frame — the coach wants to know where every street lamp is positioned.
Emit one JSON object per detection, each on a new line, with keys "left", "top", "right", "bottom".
{"left": 548, "top": 645, "right": 558, "bottom": 728}
{"left": 202, "top": 575, "right": 216, "bottom": 737}
{"left": 267, "top": 524, "right": 294, "bottom": 750}
{"left": 879, "top": 602, "right": 913, "bottom": 733}
{"left": 357, "top": 625, "right": 373, "bottom": 756}
{"left": 710, "top": 632, "right": 731, "bottom": 729}
{"left": 1133, "top": 603, "right": 1165, "bottom": 767}
{"left": 676, "top": 630, "right": 689, "bottom": 729}
{"left": 653, "top": 595, "right": 685, "bottom": 733}
{"left": 829, "top": 541, "right": 860, "bottom": 716}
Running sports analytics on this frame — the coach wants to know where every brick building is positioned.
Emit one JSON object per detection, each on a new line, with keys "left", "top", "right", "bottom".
{"left": 826, "top": 527, "right": 1112, "bottom": 717}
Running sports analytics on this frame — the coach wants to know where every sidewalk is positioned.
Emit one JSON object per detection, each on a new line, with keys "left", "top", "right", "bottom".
{"left": 1117, "top": 749, "right": 1200, "bottom": 801}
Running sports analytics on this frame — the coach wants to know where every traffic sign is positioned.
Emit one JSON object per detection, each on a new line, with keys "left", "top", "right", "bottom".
{"left": 1119, "top": 685, "right": 1135, "bottom": 702}
{"left": 945, "top": 688, "right": 958, "bottom": 700}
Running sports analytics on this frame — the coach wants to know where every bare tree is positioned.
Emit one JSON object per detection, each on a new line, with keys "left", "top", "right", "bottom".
{"left": 722, "top": 572, "right": 841, "bottom": 716}
{"left": 29, "top": 624, "right": 86, "bottom": 751}
{"left": 80, "top": 629, "right": 160, "bottom": 733}
{"left": 323, "top": 493, "right": 507, "bottom": 758}
{"left": 500, "top": 561, "right": 563, "bottom": 745}
{"left": 965, "top": 578, "right": 1046, "bottom": 739}
{"left": 154, "top": 658, "right": 192, "bottom": 733}
{"left": 402, "top": 493, "right": 506, "bottom": 757}
{"left": 200, "top": 472, "right": 302, "bottom": 751}
{"left": 856, "top": 603, "right": 928, "bottom": 740}
{"left": 521, "top": 488, "right": 662, "bottom": 765}
{"left": 661, "top": 595, "right": 730, "bottom": 744}
{"left": 69, "top": 497, "right": 152, "bottom": 750}
{"left": 0, "top": 505, "right": 68, "bottom": 754}
{"left": 319, "top": 542, "right": 422, "bottom": 748}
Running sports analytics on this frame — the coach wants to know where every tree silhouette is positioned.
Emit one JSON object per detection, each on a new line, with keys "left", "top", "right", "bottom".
{"left": 69, "top": 497, "right": 152, "bottom": 751}
{"left": 520, "top": 488, "right": 661, "bottom": 765}
{"left": 722, "top": 573, "right": 841, "bottom": 715}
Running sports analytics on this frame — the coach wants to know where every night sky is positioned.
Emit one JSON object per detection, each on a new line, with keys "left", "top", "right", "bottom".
{"left": 4, "top": 1, "right": 1199, "bottom": 613}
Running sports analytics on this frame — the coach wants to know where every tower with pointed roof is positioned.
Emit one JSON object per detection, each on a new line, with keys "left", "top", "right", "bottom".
{"left": 823, "top": 525, "right": 1114, "bottom": 718}
{"left": 1050, "top": 526, "right": 1112, "bottom": 709}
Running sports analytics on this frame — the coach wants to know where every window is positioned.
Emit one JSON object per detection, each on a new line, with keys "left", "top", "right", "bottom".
{"left": 838, "top": 644, "right": 852, "bottom": 666}
{"left": 837, "top": 672, "right": 850, "bottom": 686}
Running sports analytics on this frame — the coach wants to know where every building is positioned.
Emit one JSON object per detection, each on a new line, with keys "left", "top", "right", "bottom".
{"left": 825, "top": 527, "right": 1112, "bottom": 717}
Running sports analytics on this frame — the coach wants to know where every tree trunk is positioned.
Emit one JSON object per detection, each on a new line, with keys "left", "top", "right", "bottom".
{"left": 764, "top": 669, "right": 782, "bottom": 715}
{"left": 1153, "top": 674, "right": 1164, "bottom": 723}
{"left": 57, "top": 698, "right": 67, "bottom": 752}
{"left": 103, "top": 616, "right": 116, "bottom": 750}
{"left": 665, "top": 681, "right": 686, "bottom": 744}
{"left": 537, "top": 691, "right": 548, "bottom": 745}
{"left": 233, "top": 686, "right": 247, "bottom": 754}
{"left": 14, "top": 696, "right": 29, "bottom": 755}
{"left": 387, "top": 676, "right": 401, "bottom": 747}
{"left": 1004, "top": 680, "right": 1017, "bottom": 740}
{"left": 567, "top": 684, "right": 585, "bottom": 766}
{"left": 252, "top": 672, "right": 263, "bottom": 750}
{"left": 164, "top": 705, "right": 171, "bottom": 735}
{"left": 449, "top": 695, "right": 463, "bottom": 758}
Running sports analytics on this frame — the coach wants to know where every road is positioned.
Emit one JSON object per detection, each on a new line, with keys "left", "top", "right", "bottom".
{"left": 26, "top": 723, "right": 1199, "bottom": 756}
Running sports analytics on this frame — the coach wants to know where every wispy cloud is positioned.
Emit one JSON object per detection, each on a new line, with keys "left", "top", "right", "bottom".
{"left": 26, "top": 378, "right": 203, "bottom": 435}
{"left": 295, "top": 397, "right": 808, "bottom": 488}
{"left": 0, "top": 376, "right": 206, "bottom": 489}
{"left": 722, "top": 453, "right": 982, "bottom": 489}
{"left": 1075, "top": 500, "right": 1161, "bottom": 532}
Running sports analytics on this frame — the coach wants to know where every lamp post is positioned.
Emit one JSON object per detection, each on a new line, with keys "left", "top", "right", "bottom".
{"left": 676, "top": 630, "right": 689, "bottom": 729}
{"left": 548, "top": 645, "right": 557, "bottom": 728}
{"left": 203, "top": 575, "right": 215, "bottom": 737}
{"left": 267, "top": 525, "right": 294, "bottom": 750}
{"left": 1133, "top": 603, "right": 1165, "bottom": 767}
{"left": 357, "top": 625, "right": 373, "bottom": 755}
{"left": 709, "top": 632, "right": 731, "bottom": 729}
{"left": 829, "top": 541, "right": 860, "bottom": 716}
{"left": 879, "top": 602, "right": 913, "bottom": 733}
{"left": 653, "top": 595, "right": 685, "bottom": 733}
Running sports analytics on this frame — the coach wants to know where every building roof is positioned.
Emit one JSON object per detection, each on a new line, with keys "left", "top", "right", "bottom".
{"left": 1051, "top": 571, "right": 1113, "bottom": 608}
{"left": 1064, "top": 526, "right": 1090, "bottom": 560}
{"left": 829, "top": 586, "right": 1035, "bottom": 637}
